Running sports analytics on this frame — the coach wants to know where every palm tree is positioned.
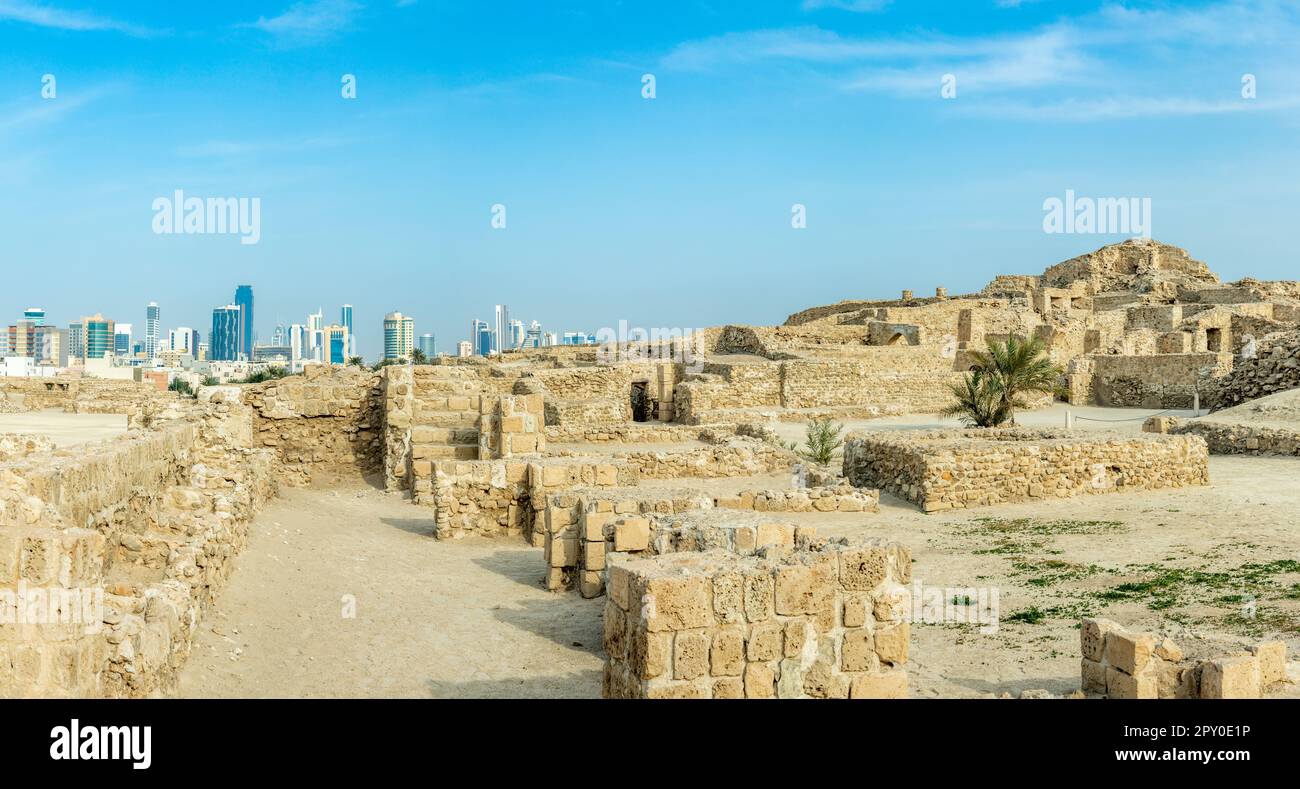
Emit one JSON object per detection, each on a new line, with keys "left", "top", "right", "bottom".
{"left": 941, "top": 371, "right": 1010, "bottom": 427}
{"left": 799, "top": 416, "right": 845, "bottom": 465}
{"left": 946, "top": 334, "right": 1062, "bottom": 426}
{"left": 410, "top": 348, "right": 428, "bottom": 365}
{"left": 347, "top": 356, "right": 364, "bottom": 367}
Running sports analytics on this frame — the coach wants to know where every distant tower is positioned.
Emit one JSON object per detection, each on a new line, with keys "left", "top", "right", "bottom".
{"left": 382, "top": 312, "right": 414, "bottom": 361}
{"left": 145, "top": 302, "right": 161, "bottom": 358}
{"left": 235, "top": 285, "right": 254, "bottom": 360}
{"left": 340, "top": 304, "right": 354, "bottom": 358}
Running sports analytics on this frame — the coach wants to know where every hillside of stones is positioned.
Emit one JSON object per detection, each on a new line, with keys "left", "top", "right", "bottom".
{"left": 1206, "top": 330, "right": 1300, "bottom": 411}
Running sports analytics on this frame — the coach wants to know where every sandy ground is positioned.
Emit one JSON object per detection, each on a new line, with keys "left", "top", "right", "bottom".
{"left": 178, "top": 405, "right": 1299, "bottom": 699}
{"left": 0, "top": 410, "right": 128, "bottom": 447}
{"left": 178, "top": 479, "right": 604, "bottom": 698}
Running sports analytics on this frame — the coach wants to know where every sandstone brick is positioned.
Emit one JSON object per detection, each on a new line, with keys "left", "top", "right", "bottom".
{"left": 642, "top": 575, "right": 713, "bottom": 632}
{"left": 874, "top": 622, "right": 909, "bottom": 666}
{"left": 849, "top": 670, "right": 908, "bottom": 699}
{"left": 673, "top": 632, "right": 710, "bottom": 680}
{"left": 1106, "top": 630, "right": 1156, "bottom": 675}
{"left": 744, "top": 663, "right": 776, "bottom": 699}
{"left": 710, "top": 629, "right": 745, "bottom": 676}
{"left": 712, "top": 677, "right": 744, "bottom": 699}
{"left": 1106, "top": 665, "right": 1157, "bottom": 699}
{"left": 839, "top": 545, "right": 888, "bottom": 591}
{"left": 747, "top": 622, "right": 783, "bottom": 661}
{"left": 1081, "top": 658, "right": 1107, "bottom": 694}
{"left": 1250, "top": 641, "right": 1286, "bottom": 688}
{"left": 843, "top": 596, "right": 866, "bottom": 628}
{"left": 1200, "top": 656, "right": 1260, "bottom": 699}
{"left": 1080, "top": 617, "right": 1125, "bottom": 663}
{"left": 841, "top": 629, "right": 876, "bottom": 672}
{"left": 613, "top": 518, "right": 651, "bottom": 552}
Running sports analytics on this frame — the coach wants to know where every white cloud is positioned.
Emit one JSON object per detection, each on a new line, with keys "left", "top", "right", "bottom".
{"left": 660, "top": 1, "right": 1300, "bottom": 119}
{"left": 0, "top": 0, "right": 154, "bottom": 35}
{"left": 247, "top": 0, "right": 362, "bottom": 45}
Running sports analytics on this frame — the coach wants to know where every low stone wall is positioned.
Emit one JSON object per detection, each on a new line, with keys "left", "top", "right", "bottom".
{"left": 843, "top": 428, "right": 1209, "bottom": 512}
{"left": 1169, "top": 419, "right": 1300, "bottom": 456}
{"left": 1080, "top": 618, "right": 1288, "bottom": 699}
{"left": 715, "top": 484, "right": 878, "bottom": 514}
{"left": 613, "top": 438, "right": 796, "bottom": 479}
{"left": 1089, "top": 352, "right": 1232, "bottom": 408}
{"left": 243, "top": 365, "right": 383, "bottom": 484}
{"left": 0, "top": 390, "right": 276, "bottom": 697}
{"left": 0, "top": 377, "right": 178, "bottom": 425}
{"left": 602, "top": 536, "right": 913, "bottom": 699}
{"left": 424, "top": 458, "right": 633, "bottom": 541}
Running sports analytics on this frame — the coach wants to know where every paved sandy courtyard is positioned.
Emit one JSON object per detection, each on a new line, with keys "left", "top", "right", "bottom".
{"left": 0, "top": 411, "right": 128, "bottom": 447}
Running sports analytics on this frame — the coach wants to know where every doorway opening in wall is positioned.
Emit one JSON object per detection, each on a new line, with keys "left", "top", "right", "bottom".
{"left": 886, "top": 332, "right": 906, "bottom": 346}
{"left": 630, "top": 381, "right": 650, "bottom": 422}
{"left": 1206, "top": 328, "right": 1222, "bottom": 352}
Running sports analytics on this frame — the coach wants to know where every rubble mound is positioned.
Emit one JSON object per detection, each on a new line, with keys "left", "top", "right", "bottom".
{"left": 1205, "top": 330, "right": 1300, "bottom": 410}
{"left": 1041, "top": 238, "right": 1219, "bottom": 296}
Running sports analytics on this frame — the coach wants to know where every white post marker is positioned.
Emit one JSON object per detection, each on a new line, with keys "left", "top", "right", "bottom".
{"left": 1193, "top": 390, "right": 1200, "bottom": 417}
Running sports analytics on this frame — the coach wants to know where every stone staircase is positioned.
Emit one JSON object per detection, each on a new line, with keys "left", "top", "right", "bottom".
{"left": 410, "top": 390, "right": 481, "bottom": 462}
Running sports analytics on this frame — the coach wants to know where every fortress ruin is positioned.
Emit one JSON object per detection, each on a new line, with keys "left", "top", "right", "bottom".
{"left": 3, "top": 239, "right": 1298, "bottom": 698}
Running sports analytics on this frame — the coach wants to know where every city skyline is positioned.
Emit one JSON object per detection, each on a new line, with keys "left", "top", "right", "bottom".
{"left": 5, "top": 1, "right": 1300, "bottom": 351}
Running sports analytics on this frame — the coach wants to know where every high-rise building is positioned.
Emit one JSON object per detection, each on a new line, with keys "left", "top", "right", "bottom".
{"left": 23, "top": 307, "right": 45, "bottom": 326}
{"left": 84, "top": 315, "right": 115, "bottom": 359}
{"left": 322, "top": 324, "right": 350, "bottom": 365}
{"left": 114, "top": 324, "right": 132, "bottom": 358}
{"left": 508, "top": 319, "right": 524, "bottom": 351}
{"left": 340, "top": 305, "right": 354, "bottom": 358}
{"left": 383, "top": 312, "right": 415, "bottom": 361}
{"left": 493, "top": 304, "right": 509, "bottom": 355}
{"left": 307, "top": 309, "right": 324, "bottom": 362}
{"left": 145, "top": 302, "right": 161, "bottom": 358}
{"left": 235, "top": 285, "right": 254, "bottom": 360}
{"left": 470, "top": 319, "right": 490, "bottom": 356}
{"left": 34, "top": 325, "right": 62, "bottom": 366}
{"left": 169, "top": 327, "right": 195, "bottom": 354}
{"left": 7, "top": 320, "right": 35, "bottom": 358}
{"left": 456, "top": 340, "right": 472, "bottom": 357}
{"left": 289, "top": 324, "right": 306, "bottom": 361}
{"left": 417, "top": 333, "right": 436, "bottom": 359}
{"left": 210, "top": 305, "right": 241, "bottom": 361}
{"left": 524, "top": 320, "right": 542, "bottom": 349}
{"left": 67, "top": 322, "right": 85, "bottom": 362}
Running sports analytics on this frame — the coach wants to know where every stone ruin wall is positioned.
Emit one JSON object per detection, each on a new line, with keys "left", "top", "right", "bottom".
{"left": 603, "top": 538, "right": 912, "bottom": 699}
{"left": 843, "top": 429, "right": 1209, "bottom": 512}
{"left": 241, "top": 365, "right": 384, "bottom": 486}
{"left": 0, "top": 377, "right": 180, "bottom": 427}
{"left": 1, "top": 389, "right": 276, "bottom": 697}
{"left": 1080, "top": 618, "right": 1287, "bottom": 699}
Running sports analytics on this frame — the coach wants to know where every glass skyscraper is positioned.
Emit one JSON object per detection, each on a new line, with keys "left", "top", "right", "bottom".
{"left": 235, "top": 285, "right": 254, "bottom": 361}
{"left": 417, "top": 333, "right": 435, "bottom": 358}
{"left": 84, "top": 315, "right": 115, "bottom": 359}
{"left": 211, "top": 305, "right": 241, "bottom": 361}
{"left": 340, "top": 305, "right": 353, "bottom": 358}
{"left": 145, "top": 302, "right": 160, "bottom": 358}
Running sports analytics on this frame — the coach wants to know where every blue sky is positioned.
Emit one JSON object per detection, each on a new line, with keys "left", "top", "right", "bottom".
{"left": 2, "top": 0, "right": 1299, "bottom": 358}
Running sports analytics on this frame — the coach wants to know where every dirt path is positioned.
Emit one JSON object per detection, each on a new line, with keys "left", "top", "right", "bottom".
{"left": 178, "top": 481, "right": 603, "bottom": 698}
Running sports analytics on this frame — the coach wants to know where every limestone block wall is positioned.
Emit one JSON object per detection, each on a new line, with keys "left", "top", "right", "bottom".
{"left": 477, "top": 394, "right": 545, "bottom": 458}
{"left": 1089, "top": 352, "right": 1232, "bottom": 408}
{"left": 427, "top": 458, "right": 633, "bottom": 541}
{"left": 713, "top": 484, "right": 879, "bottom": 514}
{"left": 0, "top": 434, "right": 55, "bottom": 462}
{"left": 602, "top": 537, "right": 913, "bottom": 699}
{"left": 843, "top": 428, "right": 1209, "bottom": 512}
{"left": 243, "top": 365, "right": 382, "bottom": 484}
{"left": 1080, "top": 618, "right": 1288, "bottom": 699}
{"left": 0, "top": 377, "right": 179, "bottom": 425}
{"left": 544, "top": 492, "right": 718, "bottom": 595}
{"left": 613, "top": 438, "right": 796, "bottom": 479}
{"left": 1, "top": 392, "right": 276, "bottom": 697}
